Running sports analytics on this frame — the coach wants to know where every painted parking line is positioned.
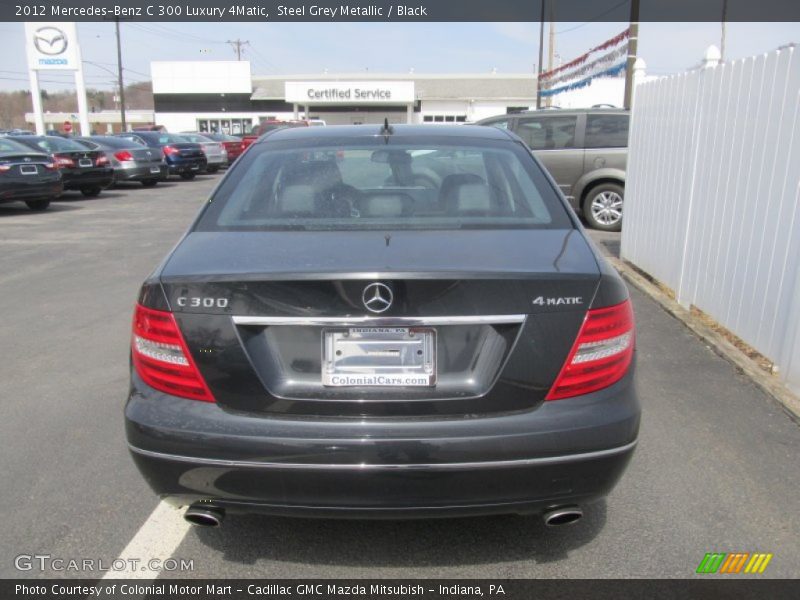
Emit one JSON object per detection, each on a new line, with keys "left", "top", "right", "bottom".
{"left": 103, "top": 501, "right": 190, "bottom": 580}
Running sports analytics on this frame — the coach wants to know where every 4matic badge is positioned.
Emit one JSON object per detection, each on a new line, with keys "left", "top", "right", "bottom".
{"left": 532, "top": 296, "right": 583, "bottom": 306}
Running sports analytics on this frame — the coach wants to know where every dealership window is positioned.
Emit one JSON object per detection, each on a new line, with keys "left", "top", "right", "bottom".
{"left": 516, "top": 116, "right": 577, "bottom": 150}
{"left": 423, "top": 115, "right": 468, "bottom": 124}
{"left": 197, "top": 118, "right": 251, "bottom": 135}
{"left": 584, "top": 114, "right": 629, "bottom": 148}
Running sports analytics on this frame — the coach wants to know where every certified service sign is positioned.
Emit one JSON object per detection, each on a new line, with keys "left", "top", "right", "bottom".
{"left": 24, "top": 22, "right": 80, "bottom": 71}
{"left": 285, "top": 81, "right": 415, "bottom": 104}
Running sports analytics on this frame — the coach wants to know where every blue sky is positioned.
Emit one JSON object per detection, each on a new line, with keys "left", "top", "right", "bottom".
{"left": 0, "top": 21, "right": 796, "bottom": 91}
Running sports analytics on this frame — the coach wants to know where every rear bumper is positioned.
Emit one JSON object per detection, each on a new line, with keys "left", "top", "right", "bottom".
{"left": 63, "top": 169, "right": 114, "bottom": 190}
{"left": 114, "top": 164, "right": 168, "bottom": 181}
{"left": 167, "top": 158, "right": 207, "bottom": 174}
{"left": 125, "top": 369, "right": 639, "bottom": 517}
{"left": 0, "top": 179, "right": 63, "bottom": 201}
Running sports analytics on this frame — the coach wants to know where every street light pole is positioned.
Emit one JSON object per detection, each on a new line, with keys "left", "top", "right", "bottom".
{"left": 115, "top": 18, "right": 127, "bottom": 132}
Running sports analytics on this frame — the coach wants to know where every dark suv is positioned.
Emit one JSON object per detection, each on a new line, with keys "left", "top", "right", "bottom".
{"left": 476, "top": 109, "right": 628, "bottom": 231}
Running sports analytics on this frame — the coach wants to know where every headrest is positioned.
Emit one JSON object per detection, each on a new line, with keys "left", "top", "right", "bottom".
{"left": 357, "top": 193, "right": 413, "bottom": 217}
{"left": 277, "top": 184, "right": 315, "bottom": 216}
{"left": 452, "top": 183, "right": 492, "bottom": 215}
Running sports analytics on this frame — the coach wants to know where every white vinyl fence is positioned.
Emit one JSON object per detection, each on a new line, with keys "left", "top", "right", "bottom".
{"left": 621, "top": 45, "right": 800, "bottom": 394}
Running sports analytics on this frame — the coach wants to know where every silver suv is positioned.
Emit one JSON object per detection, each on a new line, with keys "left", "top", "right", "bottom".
{"left": 476, "top": 108, "right": 628, "bottom": 231}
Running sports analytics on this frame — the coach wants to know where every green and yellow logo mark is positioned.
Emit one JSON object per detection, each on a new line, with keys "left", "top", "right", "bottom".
{"left": 696, "top": 552, "right": 773, "bottom": 574}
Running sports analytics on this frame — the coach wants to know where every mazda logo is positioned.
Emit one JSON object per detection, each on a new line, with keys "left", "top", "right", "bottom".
{"left": 362, "top": 283, "right": 393, "bottom": 313}
{"left": 33, "top": 26, "right": 68, "bottom": 56}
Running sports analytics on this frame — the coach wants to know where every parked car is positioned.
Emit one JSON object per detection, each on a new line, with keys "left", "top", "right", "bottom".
{"left": 74, "top": 136, "right": 168, "bottom": 187}
{"left": 240, "top": 119, "right": 309, "bottom": 150}
{"left": 195, "top": 132, "right": 245, "bottom": 163}
{"left": 126, "top": 124, "right": 639, "bottom": 527}
{"left": 12, "top": 135, "right": 114, "bottom": 197}
{"left": 114, "top": 132, "right": 206, "bottom": 180}
{"left": 476, "top": 108, "right": 628, "bottom": 231}
{"left": 0, "top": 137, "right": 62, "bottom": 211}
{"left": 177, "top": 133, "right": 228, "bottom": 173}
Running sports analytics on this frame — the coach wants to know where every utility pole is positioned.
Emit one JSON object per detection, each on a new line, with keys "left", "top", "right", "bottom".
{"left": 623, "top": 0, "right": 640, "bottom": 110}
{"left": 115, "top": 18, "right": 126, "bottom": 132}
{"left": 227, "top": 39, "right": 250, "bottom": 61}
{"left": 536, "top": 0, "right": 546, "bottom": 109}
{"left": 720, "top": 0, "right": 728, "bottom": 60}
{"left": 546, "top": 3, "right": 555, "bottom": 107}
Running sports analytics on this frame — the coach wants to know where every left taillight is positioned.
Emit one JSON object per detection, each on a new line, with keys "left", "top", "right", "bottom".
{"left": 131, "top": 303, "right": 215, "bottom": 402}
{"left": 546, "top": 299, "right": 635, "bottom": 401}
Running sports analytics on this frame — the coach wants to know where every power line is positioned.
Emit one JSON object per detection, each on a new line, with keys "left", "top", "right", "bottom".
{"left": 556, "top": 0, "right": 630, "bottom": 34}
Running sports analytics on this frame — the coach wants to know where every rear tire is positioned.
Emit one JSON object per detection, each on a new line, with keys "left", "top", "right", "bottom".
{"left": 141, "top": 179, "right": 159, "bottom": 187}
{"left": 583, "top": 183, "right": 624, "bottom": 232}
{"left": 25, "top": 199, "right": 50, "bottom": 211}
{"left": 81, "top": 186, "right": 102, "bottom": 198}
{"left": 180, "top": 172, "right": 196, "bottom": 180}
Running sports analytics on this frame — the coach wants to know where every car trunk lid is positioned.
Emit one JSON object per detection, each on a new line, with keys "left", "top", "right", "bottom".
{"left": 158, "top": 229, "right": 601, "bottom": 417}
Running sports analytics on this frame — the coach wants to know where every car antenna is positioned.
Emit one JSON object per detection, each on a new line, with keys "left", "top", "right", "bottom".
{"left": 380, "top": 118, "right": 393, "bottom": 142}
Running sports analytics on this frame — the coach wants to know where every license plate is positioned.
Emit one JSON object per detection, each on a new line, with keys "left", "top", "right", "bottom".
{"left": 78, "top": 158, "right": 93, "bottom": 168}
{"left": 150, "top": 166, "right": 161, "bottom": 174}
{"left": 20, "top": 165, "right": 38, "bottom": 175}
{"left": 322, "top": 327, "right": 435, "bottom": 387}
{"left": 191, "top": 165, "right": 199, "bottom": 170}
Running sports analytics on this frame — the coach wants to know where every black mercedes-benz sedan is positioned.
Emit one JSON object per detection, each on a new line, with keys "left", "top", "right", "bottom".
{"left": 126, "top": 124, "right": 639, "bottom": 527}
{"left": 0, "top": 137, "right": 63, "bottom": 211}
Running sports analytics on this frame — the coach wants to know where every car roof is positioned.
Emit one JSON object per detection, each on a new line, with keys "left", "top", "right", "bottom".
{"left": 481, "top": 108, "right": 628, "bottom": 121}
{"left": 257, "top": 124, "right": 514, "bottom": 145}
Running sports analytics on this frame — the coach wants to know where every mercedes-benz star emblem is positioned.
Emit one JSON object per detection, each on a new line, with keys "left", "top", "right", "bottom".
{"left": 362, "top": 283, "right": 393, "bottom": 314}
{"left": 33, "top": 26, "right": 68, "bottom": 56}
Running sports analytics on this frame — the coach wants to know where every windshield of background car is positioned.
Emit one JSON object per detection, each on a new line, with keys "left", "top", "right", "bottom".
{"left": 195, "top": 137, "right": 573, "bottom": 231}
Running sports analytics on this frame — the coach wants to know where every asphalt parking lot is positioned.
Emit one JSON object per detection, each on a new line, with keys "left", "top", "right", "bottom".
{"left": 1, "top": 176, "right": 799, "bottom": 579}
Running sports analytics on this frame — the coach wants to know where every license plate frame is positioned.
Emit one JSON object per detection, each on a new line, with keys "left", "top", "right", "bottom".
{"left": 149, "top": 166, "right": 161, "bottom": 174}
{"left": 19, "top": 165, "right": 38, "bottom": 175}
{"left": 78, "top": 158, "right": 93, "bottom": 168}
{"left": 322, "top": 327, "right": 436, "bottom": 387}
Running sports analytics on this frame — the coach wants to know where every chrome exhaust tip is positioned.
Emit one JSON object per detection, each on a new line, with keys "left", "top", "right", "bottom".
{"left": 184, "top": 505, "right": 224, "bottom": 527}
{"left": 542, "top": 505, "right": 583, "bottom": 527}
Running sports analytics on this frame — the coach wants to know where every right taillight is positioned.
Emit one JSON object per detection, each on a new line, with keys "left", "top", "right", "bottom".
{"left": 546, "top": 299, "right": 635, "bottom": 401}
{"left": 131, "top": 303, "right": 214, "bottom": 402}
{"left": 54, "top": 155, "right": 75, "bottom": 168}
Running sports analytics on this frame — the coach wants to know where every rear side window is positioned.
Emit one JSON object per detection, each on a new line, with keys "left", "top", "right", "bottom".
{"left": 483, "top": 119, "right": 510, "bottom": 130}
{"left": 516, "top": 116, "right": 577, "bottom": 150}
{"left": 584, "top": 114, "right": 629, "bottom": 148}
{"left": 196, "top": 139, "right": 573, "bottom": 232}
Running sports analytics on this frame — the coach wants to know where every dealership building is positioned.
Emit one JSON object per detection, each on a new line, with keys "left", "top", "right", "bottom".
{"left": 150, "top": 61, "right": 539, "bottom": 134}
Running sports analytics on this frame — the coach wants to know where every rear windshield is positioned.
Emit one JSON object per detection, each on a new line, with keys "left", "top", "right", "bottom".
{"left": 89, "top": 136, "right": 140, "bottom": 149}
{"left": 180, "top": 134, "right": 211, "bottom": 143}
{"left": 0, "top": 138, "right": 42, "bottom": 154}
{"left": 153, "top": 134, "right": 190, "bottom": 144}
{"left": 27, "top": 137, "right": 90, "bottom": 153}
{"left": 195, "top": 138, "right": 572, "bottom": 231}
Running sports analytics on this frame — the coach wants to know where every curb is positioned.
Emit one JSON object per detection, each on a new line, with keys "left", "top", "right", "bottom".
{"left": 606, "top": 255, "right": 800, "bottom": 423}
